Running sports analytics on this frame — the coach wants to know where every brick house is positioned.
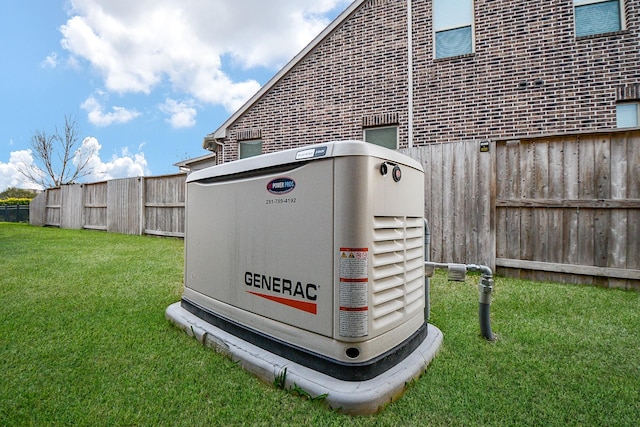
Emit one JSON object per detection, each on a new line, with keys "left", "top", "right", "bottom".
{"left": 198, "top": 0, "right": 639, "bottom": 164}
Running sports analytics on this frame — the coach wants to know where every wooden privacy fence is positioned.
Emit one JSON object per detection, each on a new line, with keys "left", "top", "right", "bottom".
{"left": 29, "top": 130, "right": 639, "bottom": 289}
{"left": 30, "top": 174, "right": 186, "bottom": 238}
{"left": 404, "top": 128, "right": 640, "bottom": 290}
{"left": 494, "top": 131, "right": 640, "bottom": 289}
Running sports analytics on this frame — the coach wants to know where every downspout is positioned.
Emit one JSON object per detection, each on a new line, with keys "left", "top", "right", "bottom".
{"left": 407, "top": 0, "right": 414, "bottom": 148}
{"left": 203, "top": 135, "right": 226, "bottom": 164}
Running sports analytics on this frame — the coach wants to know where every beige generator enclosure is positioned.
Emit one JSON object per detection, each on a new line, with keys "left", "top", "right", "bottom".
{"left": 181, "top": 141, "right": 429, "bottom": 381}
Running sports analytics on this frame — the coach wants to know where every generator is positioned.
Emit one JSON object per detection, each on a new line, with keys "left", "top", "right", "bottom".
{"left": 179, "top": 141, "right": 430, "bottom": 382}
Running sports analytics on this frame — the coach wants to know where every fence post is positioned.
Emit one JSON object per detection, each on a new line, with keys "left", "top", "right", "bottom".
{"left": 139, "top": 176, "right": 145, "bottom": 235}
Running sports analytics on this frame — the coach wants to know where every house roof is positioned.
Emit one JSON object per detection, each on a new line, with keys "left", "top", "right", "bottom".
{"left": 174, "top": 152, "right": 216, "bottom": 171}
{"left": 203, "top": 0, "right": 367, "bottom": 150}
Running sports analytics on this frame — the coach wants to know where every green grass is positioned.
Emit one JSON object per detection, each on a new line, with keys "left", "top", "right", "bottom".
{"left": 1, "top": 223, "right": 639, "bottom": 426}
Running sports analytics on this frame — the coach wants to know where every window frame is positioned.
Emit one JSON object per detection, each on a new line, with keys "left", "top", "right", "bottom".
{"left": 433, "top": 0, "right": 475, "bottom": 59}
{"left": 239, "top": 139, "right": 263, "bottom": 159}
{"left": 363, "top": 126, "right": 399, "bottom": 150}
{"left": 616, "top": 102, "right": 640, "bottom": 128}
{"left": 574, "top": 0, "right": 625, "bottom": 38}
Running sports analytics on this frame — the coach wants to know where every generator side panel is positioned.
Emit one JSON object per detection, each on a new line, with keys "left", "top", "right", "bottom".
{"left": 184, "top": 160, "right": 335, "bottom": 337}
{"left": 333, "top": 155, "right": 425, "bottom": 349}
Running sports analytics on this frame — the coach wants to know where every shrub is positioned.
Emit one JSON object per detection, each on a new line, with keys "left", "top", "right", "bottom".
{"left": 0, "top": 198, "right": 31, "bottom": 206}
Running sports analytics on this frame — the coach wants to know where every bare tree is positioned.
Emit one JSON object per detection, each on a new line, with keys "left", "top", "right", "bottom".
{"left": 17, "top": 115, "right": 97, "bottom": 188}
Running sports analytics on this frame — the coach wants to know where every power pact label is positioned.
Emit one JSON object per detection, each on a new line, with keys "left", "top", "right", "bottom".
{"left": 339, "top": 248, "right": 369, "bottom": 338}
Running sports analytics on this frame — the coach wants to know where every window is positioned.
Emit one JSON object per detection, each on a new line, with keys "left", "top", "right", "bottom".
{"left": 574, "top": 0, "right": 623, "bottom": 37}
{"left": 364, "top": 126, "right": 398, "bottom": 150}
{"left": 433, "top": 0, "right": 474, "bottom": 59}
{"left": 239, "top": 140, "right": 262, "bottom": 159}
{"left": 616, "top": 103, "right": 639, "bottom": 128}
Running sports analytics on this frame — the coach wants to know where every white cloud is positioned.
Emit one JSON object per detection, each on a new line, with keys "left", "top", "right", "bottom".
{"left": 160, "top": 98, "right": 197, "bottom": 129}
{"left": 0, "top": 150, "right": 45, "bottom": 190}
{"left": 42, "top": 52, "right": 59, "bottom": 68}
{"left": 60, "top": 0, "right": 351, "bottom": 112}
{"left": 79, "top": 137, "right": 150, "bottom": 181}
{"left": 65, "top": 56, "right": 81, "bottom": 70}
{"left": 81, "top": 95, "right": 141, "bottom": 127}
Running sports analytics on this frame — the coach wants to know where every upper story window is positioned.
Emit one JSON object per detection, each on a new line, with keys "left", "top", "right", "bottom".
{"left": 616, "top": 103, "right": 639, "bottom": 128}
{"left": 574, "top": 0, "right": 623, "bottom": 37}
{"left": 239, "top": 140, "right": 262, "bottom": 159}
{"left": 433, "top": 0, "right": 474, "bottom": 59}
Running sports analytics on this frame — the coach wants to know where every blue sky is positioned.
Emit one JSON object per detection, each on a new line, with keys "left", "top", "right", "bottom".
{"left": 0, "top": 0, "right": 352, "bottom": 190}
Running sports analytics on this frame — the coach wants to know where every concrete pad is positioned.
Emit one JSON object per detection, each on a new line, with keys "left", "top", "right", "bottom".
{"left": 166, "top": 302, "right": 443, "bottom": 415}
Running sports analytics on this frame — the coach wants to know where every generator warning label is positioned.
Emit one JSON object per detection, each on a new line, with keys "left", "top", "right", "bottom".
{"left": 339, "top": 248, "right": 368, "bottom": 279}
{"left": 339, "top": 248, "right": 368, "bottom": 337}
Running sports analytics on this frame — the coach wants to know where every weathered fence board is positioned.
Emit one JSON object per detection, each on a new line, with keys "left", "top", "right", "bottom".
{"left": 83, "top": 182, "right": 108, "bottom": 230}
{"left": 29, "top": 192, "right": 46, "bottom": 226}
{"left": 609, "top": 132, "right": 628, "bottom": 287}
{"left": 61, "top": 185, "right": 83, "bottom": 229}
{"left": 627, "top": 134, "right": 640, "bottom": 277}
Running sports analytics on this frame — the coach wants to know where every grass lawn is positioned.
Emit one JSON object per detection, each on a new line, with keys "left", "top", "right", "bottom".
{"left": 1, "top": 223, "right": 638, "bottom": 426}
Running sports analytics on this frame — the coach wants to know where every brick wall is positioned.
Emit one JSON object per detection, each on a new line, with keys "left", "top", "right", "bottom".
{"left": 219, "top": 0, "right": 640, "bottom": 161}
{"left": 412, "top": 0, "right": 640, "bottom": 144}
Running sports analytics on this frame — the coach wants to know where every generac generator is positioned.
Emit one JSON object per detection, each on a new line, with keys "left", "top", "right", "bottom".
{"left": 181, "top": 141, "right": 428, "bottom": 381}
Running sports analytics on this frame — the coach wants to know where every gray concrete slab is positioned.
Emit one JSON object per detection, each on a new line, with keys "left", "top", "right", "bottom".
{"left": 166, "top": 302, "right": 443, "bottom": 415}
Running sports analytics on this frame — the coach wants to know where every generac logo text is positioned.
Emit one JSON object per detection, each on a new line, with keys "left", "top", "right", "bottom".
{"left": 244, "top": 272, "right": 318, "bottom": 314}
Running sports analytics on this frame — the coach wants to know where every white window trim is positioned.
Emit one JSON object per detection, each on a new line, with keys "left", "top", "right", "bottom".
{"left": 433, "top": 0, "right": 476, "bottom": 60}
{"left": 574, "top": 0, "right": 626, "bottom": 37}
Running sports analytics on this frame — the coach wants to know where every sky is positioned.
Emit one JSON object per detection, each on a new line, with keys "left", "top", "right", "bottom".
{"left": 0, "top": 0, "right": 353, "bottom": 190}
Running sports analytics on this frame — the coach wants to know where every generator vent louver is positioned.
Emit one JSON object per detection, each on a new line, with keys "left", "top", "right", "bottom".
{"left": 371, "top": 216, "right": 424, "bottom": 331}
